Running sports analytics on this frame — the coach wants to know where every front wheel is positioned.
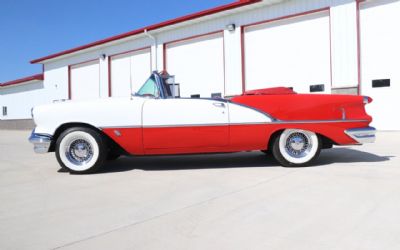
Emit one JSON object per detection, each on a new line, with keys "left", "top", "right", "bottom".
{"left": 55, "top": 127, "right": 107, "bottom": 174}
{"left": 272, "top": 129, "right": 321, "bottom": 167}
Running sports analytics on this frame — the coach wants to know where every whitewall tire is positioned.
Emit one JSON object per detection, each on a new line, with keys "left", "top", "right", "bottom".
{"left": 55, "top": 127, "right": 107, "bottom": 174}
{"left": 272, "top": 129, "right": 321, "bottom": 167}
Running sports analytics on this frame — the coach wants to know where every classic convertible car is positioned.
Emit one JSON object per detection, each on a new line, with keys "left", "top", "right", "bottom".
{"left": 29, "top": 72, "right": 375, "bottom": 173}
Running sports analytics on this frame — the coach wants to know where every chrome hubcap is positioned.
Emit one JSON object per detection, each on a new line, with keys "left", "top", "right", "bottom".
{"left": 290, "top": 136, "right": 305, "bottom": 151}
{"left": 285, "top": 132, "right": 311, "bottom": 158}
{"left": 66, "top": 139, "right": 93, "bottom": 165}
{"left": 73, "top": 143, "right": 89, "bottom": 158}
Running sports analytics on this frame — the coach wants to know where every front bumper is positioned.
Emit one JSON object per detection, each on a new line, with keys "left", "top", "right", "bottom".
{"left": 345, "top": 126, "right": 376, "bottom": 144}
{"left": 28, "top": 130, "right": 53, "bottom": 154}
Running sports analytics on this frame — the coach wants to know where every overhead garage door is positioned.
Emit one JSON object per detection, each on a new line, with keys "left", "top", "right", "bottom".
{"left": 70, "top": 60, "right": 100, "bottom": 100}
{"left": 165, "top": 32, "right": 225, "bottom": 98}
{"left": 360, "top": 0, "right": 400, "bottom": 130}
{"left": 110, "top": 48, "right": 152, "bottom": 97}
{"left": 243, "top": 11, "right": 331, "bottom": 94}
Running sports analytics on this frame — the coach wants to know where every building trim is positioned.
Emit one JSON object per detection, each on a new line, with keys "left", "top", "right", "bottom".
{"left": 356, "top": 0, "right": 366, "bottom": 95}
{"left": 240, "top": 26, "right": 246, "bottom": 94}
{"left": 108, "top": 46, "right": 151, "bottom": 59}
{"left": 331, "top": 86, "right": 359, "bottom": 90}
{"left": 108, "top": 46, "right": 152, "bottom": 97}
{"left": 240, "top": 7, "right": 331, "bottom": 92}
{"left": 164, "top": 30, "right": 222, "bottom": 47}
{"left": 0, "top": 119, "right": 35, "bottom": 130}
{"left": 222, "top": 32, "right": 226, "bottom": 97}
{"left": 162, "top": 43, "right": 167, "bottom": 71}
{"left": 328, "top": 8, "right": 333, "bottom": 90}
{"left": 69, "top": 58, "right": 99, "bottom": 68}
{"left": 108, "top": 56, "right": 112, "bottom": 97}
{"left": 0, "top": 74, "right": 44, "bottom": 88}
{"left": 30, "top": 0, "right": 261, "bottom": 64}
{"left": 68, "top": 66, "right": 71, "bottom": 99}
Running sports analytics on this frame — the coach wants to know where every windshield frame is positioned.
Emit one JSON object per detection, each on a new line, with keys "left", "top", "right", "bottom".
{"left": 134, "top": 72, "right": 171, "bottom": 99}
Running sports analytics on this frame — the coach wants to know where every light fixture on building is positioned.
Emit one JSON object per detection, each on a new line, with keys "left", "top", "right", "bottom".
{"left": 226, "top": 23, "right": 236, "bottom": 32}
{"left": 100, "top": 54, "right": 107, "bottom": 60}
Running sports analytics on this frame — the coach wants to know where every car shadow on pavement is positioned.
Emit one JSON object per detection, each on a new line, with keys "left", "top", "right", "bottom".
{"left": 316, "top": 147, "right": 393, "bottom": 166}
{"left": 97, "top": 152, "right": 277, "bottom": 173}
{"left": 90, "top": 147, "right": 393, "bottom": 174}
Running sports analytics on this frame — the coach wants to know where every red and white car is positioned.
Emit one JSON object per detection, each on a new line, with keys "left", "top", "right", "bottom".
{"left": 29, "top": 72, "right": 375, "bottom": 174}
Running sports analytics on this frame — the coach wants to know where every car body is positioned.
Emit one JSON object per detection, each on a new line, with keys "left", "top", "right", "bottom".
{"left": 29, "top": 72, "right": 376, "bottom": 173}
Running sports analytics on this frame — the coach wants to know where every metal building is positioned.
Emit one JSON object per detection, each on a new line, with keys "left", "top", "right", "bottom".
{"left": 0, "top": 0, "right": 398, "bottom": 130}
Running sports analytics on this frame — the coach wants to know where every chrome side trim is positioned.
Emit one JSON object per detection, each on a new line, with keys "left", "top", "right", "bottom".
{"left": 272, "top": 119, "right": 369, "bottom": 124}
{"left": 345, "top": 126, "right": 376, "bottom": 144}
{"left": 144, "top": 123, "right": 229, "bottom": 128}
{"left": 99, "top": 125, "right": 142, "bottom": 129}
{"left": 28, "top": 130, "right": 53, "bottom": 154}
{"left": 99, "top": 119, "right": 370, "bottom": 130}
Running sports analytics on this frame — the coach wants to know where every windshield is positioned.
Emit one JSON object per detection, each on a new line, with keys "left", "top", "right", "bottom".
{"left": 135, "top": 75, "right": 160, "bottom": 98}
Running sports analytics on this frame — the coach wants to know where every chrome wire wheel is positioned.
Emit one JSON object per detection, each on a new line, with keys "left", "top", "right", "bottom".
{"left": 277, "top": 129, "right": 320, "bottom": 165}
{"left": 58, "top": 130, "right": 101, "bottom": 172}
{"left": 284, "top": 132, "right": 312, "bottom": 158}
{"left": 66, "top": 138, "right": 94, "bottom": 166}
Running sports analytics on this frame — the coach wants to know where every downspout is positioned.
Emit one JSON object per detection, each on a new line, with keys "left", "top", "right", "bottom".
{"left": 144, "top": 29, "right": 158, "bottom": 71}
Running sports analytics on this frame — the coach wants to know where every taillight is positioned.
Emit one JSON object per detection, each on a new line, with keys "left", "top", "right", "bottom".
{"left": 363, "top": 96, "right": 372, "bottom": 104}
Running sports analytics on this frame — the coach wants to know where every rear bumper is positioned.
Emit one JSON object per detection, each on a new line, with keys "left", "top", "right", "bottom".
{"left": 345, "top": 127, "right": 376, "bottom": 144}
{"left": 28, "top": 130, "right": 53, "bottom": 154}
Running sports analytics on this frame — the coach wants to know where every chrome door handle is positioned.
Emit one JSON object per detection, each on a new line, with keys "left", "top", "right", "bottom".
{"left": 213, "top": 102, "right": 225, "bottom": 108}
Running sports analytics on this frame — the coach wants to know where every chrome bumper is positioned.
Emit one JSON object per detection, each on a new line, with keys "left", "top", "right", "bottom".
{"left": 28, "top": 130, "right": 53, "bottom": 154}
{"left": 345, "top": 127, "right": 376, "bottom": 144}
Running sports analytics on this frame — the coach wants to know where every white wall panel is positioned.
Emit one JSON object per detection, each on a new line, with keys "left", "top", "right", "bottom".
{"left": 43, "top": 65, "right": 69, "bottom": 101}
{"left": 165, "top": 32, "right": 224, "bottom": 98}
{"left": 0, "top": 81, "right": 46, "bottom": 119}
{"left": 360, "top": 0, "right": 400, "bottom": 130}
{"left": 244, "top": 11, "right": 331, "bottom": 94}
{"left": 110, "top": 49, "right": 151, "bottom": 97}
{"left": 330, "top": 2, "right": 358, "bottom": 88}
{"left": 70, "top": 60, "right": 100, "bottom": 100}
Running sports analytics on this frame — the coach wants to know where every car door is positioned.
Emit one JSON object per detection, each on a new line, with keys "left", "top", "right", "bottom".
{"left": 142, "top": 98, "right": 229, "bottom": 152}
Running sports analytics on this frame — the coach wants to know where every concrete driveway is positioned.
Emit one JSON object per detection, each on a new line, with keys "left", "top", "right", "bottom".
{"left": 0, "top": 130, "right": 399, "bottom": 250}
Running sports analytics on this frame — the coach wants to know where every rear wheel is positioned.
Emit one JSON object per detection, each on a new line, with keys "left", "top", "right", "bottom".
{"left": 55, "top": 127, "right": 107, "bottom": 174}
{"left": 272, "top": 129, "right": 321, "bottom": 167}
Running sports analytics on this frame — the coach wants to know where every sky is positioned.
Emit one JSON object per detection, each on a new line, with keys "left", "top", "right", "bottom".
{"left": 0, "top": 0, "right": 233, "bottom": 83}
